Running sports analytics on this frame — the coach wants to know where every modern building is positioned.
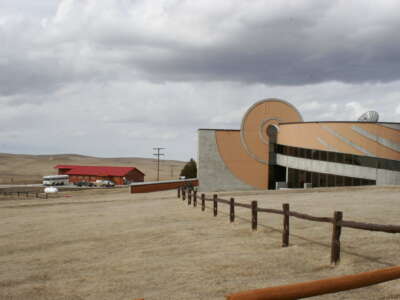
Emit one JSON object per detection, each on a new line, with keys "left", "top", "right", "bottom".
{"left": 54, "top": 165, "right": 145, "bottom": 185}
{"left": 198, "top": 98, "right": 400, "bottom": 192}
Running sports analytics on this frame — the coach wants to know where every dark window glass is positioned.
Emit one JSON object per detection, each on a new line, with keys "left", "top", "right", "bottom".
{"left": 277, "top": 145, "right": 283, "bottom": 154}
{"left": 378, "top": 159, "right": 387, "bottom": 170}
{"left": 319, "top": 173, "right": 327, "bottom": 187}
{"left": 353, "top": 155, "right": 361, "bottom": 165}
{"left": 336, "top": 153, "right": 344, "bottom": 164}
{"left": 344, "top": 154, "right": 353, "bottom": 165}
{"left": 312, "top": 150, "right": 319, "bottom": 160}
{"left": 298, "top": 148, "right": 305, "bottom": 158}
{"left": 306, "top": 171, "right": 312, "bottom": 183}
{"left": 344, "top": 176, "right": 352, "bottom": 186}
{"left": 328, "top": 152, "right": 336, "bottom": 162}
{"left": 336, "top": 176, "right": 344, "bottom": 186}
{"left": 299, "top": 170, "right": 306, "bottom": 187}
{"left": 282, "top": 145, "right": 288, "bottom": 155}
{"left": 358, "top": 156, "right": 376, "bottom": 168}
{"left": 353, "top": 178, "right": 361, "bottom": 186}
{"left": 289, "top": 147, "right": 293, "bottom": 156}
{"left": 288, "top": 168, "right": 296, "bottom": 188}
{"left": 320, "top": 151, "right": 327, "bottom": 161}
{"left": 328, "top": 174, "right": 335, "bottom": 186}
{"left": 293, "top": 169, "right": 300, "bottom": 188}
{"left": 305, "top": 149, "right": 312, "bottom": 159}
{"left": 312, "top": 172, "right": 319, "bottom": 187}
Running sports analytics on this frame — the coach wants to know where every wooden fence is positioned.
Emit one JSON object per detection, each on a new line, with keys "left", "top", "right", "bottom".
{"left": 131, "top": 178, "right": 198, "bottom": 193}
{"left": 225, "top": 265, "right": 400, "bottom": 300}
{"left": 177, "top": 187, "right": 400, "bottom": 265}
{"left": 0, "top": 191, "right": 48, "bottom": 200}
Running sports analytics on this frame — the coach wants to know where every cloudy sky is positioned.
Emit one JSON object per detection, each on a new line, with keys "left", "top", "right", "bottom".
{"left": 1, "top": 0, "right": 400, "bottom": 160}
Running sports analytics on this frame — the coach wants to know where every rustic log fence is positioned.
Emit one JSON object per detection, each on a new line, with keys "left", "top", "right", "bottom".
{"left": 0, "top": 191, "right": 48, "bottom": 200}
{"left": 226, "top": 265, "right": 400, "bottom": 300}
{"left": 177, "top": 186, "right": 400, "bottom": 265}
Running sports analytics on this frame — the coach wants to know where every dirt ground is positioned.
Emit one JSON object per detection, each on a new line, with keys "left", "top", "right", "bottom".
{"left": 0, "top": 186, "right": 399, "bottom": 299}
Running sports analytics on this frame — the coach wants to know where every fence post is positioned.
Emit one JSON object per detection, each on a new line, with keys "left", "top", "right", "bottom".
{"left": 35, "top": 192, "right": 38, "bottom": 198}
{"left": 182, "top": 188, "right": 186, "bottom": 201}
{"left": 45, "top": 193, "right": 48, "bottom": 199}
{"left": 213, "top": 194, "right": 218, "bottom": 217}
{"left": 230, "top": 198, "right": 235, "bottom": 223}
{"left": 201, "top": 193, "right": 205, "bottom": 211}
{"left": 331, "top": 211, "right": 343, "bottom": 265}
{"left": 188, "top": 189, "right": 192, "bottom": 205}
{"left": 177, "top": 187, "right": 181, "bottom": 198}
{"left": 251, "top": 201, "right": 258, "bottom": 231}
{"left": 282, "top": 203, "right": 290, "bottom": 247}
{"left": 193, "top": 190, "right": 197, "bottom": 207}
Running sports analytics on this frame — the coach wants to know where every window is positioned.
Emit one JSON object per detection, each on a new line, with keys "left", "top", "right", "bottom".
{"left": 328, "top": 152, "right": 336, "bottom": 162}
{"left": 320, "top": 151, "right": 327, "bottom": 161}
{"left": 312, "top": 150, "right": 319, "bottom": 160}
{"left": 305, "top": 149, "right": 312, "bottom": 159}
{"left": 277, "top": 144, "right": 399, "bottom": 172}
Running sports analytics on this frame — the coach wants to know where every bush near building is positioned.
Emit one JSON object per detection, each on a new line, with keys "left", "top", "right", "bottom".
{"left": 180, "top": 159, "right": 197, "bottom": 178}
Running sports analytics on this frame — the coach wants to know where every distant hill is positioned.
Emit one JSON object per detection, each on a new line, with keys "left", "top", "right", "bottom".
{"left": 0, "top": 153, "right": 186, "bottom": 184}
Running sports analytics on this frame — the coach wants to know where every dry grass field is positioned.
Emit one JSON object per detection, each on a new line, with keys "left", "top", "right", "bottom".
{"left": 0, "top": 186, "right": 400, "bottom": 299}
{"left": 0, "top": 153, "right": 186, "bottom": 184}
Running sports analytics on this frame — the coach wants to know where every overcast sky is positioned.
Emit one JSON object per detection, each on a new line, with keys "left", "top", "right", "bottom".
{"left": 1, "top": 0, "right": 400, "bottom": 161}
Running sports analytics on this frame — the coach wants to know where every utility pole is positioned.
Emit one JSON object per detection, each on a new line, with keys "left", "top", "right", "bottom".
{"left": 153, "top": 147, "right": 165, "bottom": 181}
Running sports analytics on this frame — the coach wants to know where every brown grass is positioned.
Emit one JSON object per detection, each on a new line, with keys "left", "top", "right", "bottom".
{"left": 0, "top": 153, "right": 185, "bottom": 184}
{"left": 0, "top": 186, "right": 400, "bottom": 299}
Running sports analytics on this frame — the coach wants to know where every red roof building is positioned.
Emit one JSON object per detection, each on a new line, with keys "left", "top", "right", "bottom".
{"left": 54, "top": 165, "right": 145, "bottom": 185}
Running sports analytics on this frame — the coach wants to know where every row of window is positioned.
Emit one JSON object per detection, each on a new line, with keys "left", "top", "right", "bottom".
{"left": 275, "top": 144, "right": 400, "bottom": 172}
{"left": 287, "top": 168, "right": 376, "bottom": 189}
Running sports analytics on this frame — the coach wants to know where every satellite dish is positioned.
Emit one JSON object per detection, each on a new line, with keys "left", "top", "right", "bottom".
{"left": 358, "top": 111, "right": 379, "bottom": 122}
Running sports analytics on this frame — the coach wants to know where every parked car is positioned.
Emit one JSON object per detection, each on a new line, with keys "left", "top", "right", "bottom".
{"left": 95, "top": 180, "right": 115, "bottom": 187}
{"left": 103, "top": 180, "right": 115, "bottom": 187}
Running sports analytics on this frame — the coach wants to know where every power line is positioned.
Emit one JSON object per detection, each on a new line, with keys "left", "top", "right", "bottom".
{"left": 153, "top": 147, "right": 165, "bottom": 181}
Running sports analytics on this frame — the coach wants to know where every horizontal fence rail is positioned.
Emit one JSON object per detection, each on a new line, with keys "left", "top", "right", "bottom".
{"left": 177, "top": 187, "right": 400, "bottom": 266}
{"left": 340, "top": 220, "right": 400, "bottom": 233}
{"left": 226, "top": 265, "right": 400, "bottom": 300}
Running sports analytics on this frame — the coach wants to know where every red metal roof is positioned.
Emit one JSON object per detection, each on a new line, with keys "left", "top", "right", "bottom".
{"left": 54, "top": 165, "right": 144, "bottom": 176}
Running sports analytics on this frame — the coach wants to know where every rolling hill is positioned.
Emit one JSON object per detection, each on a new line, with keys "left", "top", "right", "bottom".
{"left": 0, "top": 153, "right": 186, "bottom": 184}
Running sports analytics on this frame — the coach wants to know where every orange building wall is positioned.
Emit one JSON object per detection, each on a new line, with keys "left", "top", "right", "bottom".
{"left": 215, "top": 130, "right": 268, "bottom": 189}
{"left": 213, "top": 99, "right": 303, "bottom": 189}
{"left": 278, "top": 123, "right": 400, "bottom": 161}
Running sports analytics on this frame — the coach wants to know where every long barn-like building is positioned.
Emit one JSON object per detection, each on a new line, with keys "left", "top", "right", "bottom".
{"left": 55, "top": 165, "right": 145, "bottom": 185}
{"left": 198, "top": 98, "right": 400, "bottom": 192}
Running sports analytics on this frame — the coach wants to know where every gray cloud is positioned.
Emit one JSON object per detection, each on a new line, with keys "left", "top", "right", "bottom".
{"left": 2, "top": 0, "right": 400, "bottom": 98}
{"left": 0, "top": 0, "right": 399, "bottom": 160}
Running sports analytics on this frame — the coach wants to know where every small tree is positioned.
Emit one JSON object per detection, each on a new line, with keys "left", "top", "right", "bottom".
{"left": 180, "top": 158, "right": 197, "bottom": 178}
